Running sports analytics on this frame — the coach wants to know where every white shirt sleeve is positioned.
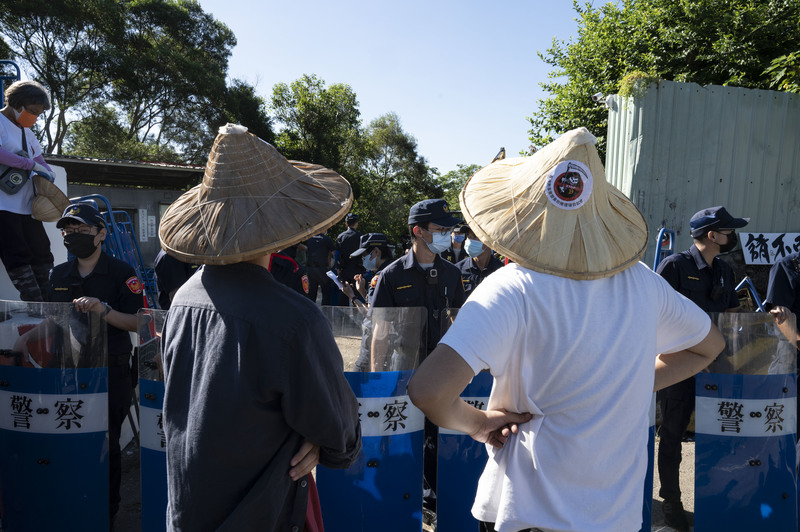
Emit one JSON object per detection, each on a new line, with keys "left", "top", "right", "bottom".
{"left": 654, "top": 272, "right": 712, "bottom": 354}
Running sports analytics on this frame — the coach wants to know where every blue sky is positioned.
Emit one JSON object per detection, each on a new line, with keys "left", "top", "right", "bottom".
{"left": 196, "top": 0, "right": 580, "bottom": 174}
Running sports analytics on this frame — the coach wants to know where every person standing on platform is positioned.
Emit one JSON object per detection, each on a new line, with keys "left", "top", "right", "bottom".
{"left": 655, "top": 205, "right": 748, "bottom": 531}
{"left": 158, "top": 124, "right": 361, "bottom": 532}
{"left": 408, "top": 128, "right": 724, "bottom": 532}
{"left": 0, "top": 80, "right": 57, "bottom": 302}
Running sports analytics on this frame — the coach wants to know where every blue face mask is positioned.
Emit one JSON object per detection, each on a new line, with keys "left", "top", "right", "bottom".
{"left": 465, "top": 238, "right": 485, "bottom": 258}
{"left": 453, "top": 234, "right": 466, "bottom": 244}
{"left": 425, "top": 230, "right": 452, "bottom": 255}
{"left": 362, "top": 253, "right": 377, "bottom": 271}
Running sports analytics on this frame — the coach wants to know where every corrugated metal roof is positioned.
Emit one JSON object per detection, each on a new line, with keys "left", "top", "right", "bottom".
{"left": 606, "top": 80, "right": 800, "bottom": 265}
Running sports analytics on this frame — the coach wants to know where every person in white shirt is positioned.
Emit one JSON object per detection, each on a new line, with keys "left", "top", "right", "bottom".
{"left": 408, "top": 128, "right": 725, "bottom": 532}
{"left": 0, "top": 80, "right": 56, "bottom": 302}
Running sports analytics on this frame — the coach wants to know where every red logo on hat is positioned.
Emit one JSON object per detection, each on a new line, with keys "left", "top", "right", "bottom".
{"left": 553, "top": 169, "right": 584, "bottom": 201}
{"left": 126, "top": 276, "right": 143, "bottom": 294}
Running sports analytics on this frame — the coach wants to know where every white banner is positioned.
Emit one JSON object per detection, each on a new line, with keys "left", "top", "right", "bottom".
{"left": 696, "top": 396, "right": 796, "bottom": 437}
{"left": 357, "top": 395, "right": 424, "bottom": 437}
{"left": 0, "top": 390, "right": 108, "bottom": 434}
{"left": 741, "top": 232, "right": 800, "bottom": 265}
{"left": 139, "top": 404, "right": 166, "bottom": 452}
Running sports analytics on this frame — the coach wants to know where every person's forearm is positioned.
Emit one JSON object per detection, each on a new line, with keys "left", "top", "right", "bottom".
{"left": 106, "top": 309, "right": 139, "bottom": 332}
{"left": 416, "top": 393, "right": 485, "bottom": 434}
{"left": 654, "top": 350, "right": 715, "bottom": 391}
{"left": 0, "top": 147, "right": 34, "bottom": 170}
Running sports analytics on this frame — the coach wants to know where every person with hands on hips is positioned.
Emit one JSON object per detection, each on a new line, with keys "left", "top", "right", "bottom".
{"left": 0, "top": 80, "right": 57, "bottom": 302}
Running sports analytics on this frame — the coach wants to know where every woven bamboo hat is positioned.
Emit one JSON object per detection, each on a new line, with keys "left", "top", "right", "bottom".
{"left": 159, "top": 124, "right": 353, "bottom": 265}
{"left": 459, "top": 127, "right": 648, "bottom": 280}
{"left": 31, "top": 175, "right": 71, "bottom": 223}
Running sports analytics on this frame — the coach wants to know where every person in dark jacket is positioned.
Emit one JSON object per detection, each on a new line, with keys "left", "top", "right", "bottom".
{"left": 158, "top": 124, "right": 361, "bottom": 531}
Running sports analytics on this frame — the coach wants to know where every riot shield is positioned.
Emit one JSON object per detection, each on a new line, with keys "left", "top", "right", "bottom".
{"left": 0, "top": 300, "right": 109, "bottom": 531}
{"left": 137, "top": 308, "right": 168, "bottom": 532}
{"left": 695, "top": 312, "right": 797, "bottom": 531}
{"left": 368, "top": 306, "right": 427, "bottom": 371}
{"left": 316, "top": 306, "right": 427, "bottom": 532}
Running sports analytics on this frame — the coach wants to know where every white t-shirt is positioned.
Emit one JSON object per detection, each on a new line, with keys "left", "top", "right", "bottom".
{"left": 0, "top": 113, "right": 41, "bottom": 214}
{"left": 440, "top": 262, "right": 711, "bottom": 532}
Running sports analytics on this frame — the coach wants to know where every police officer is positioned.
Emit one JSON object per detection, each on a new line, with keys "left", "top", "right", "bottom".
{"left": 440, "top": 225, "right": 468, "bottom": 263}
{"left": 370, "top": 199, "right": 466, "bottom": 518}
{"left": 655, "top": 205, "right": 747, "bottom": 531}
{"left": 764, "top": 251, "right": 800, "bottom": 374}
{"left": 344, "top": 232, "right": 392, "bottom": 306}
{"left": 16, "top": 203, "right": 145, "bottom": 527}
{"left": 335, "top": 213, "right": 363, "bottom": 304}
{"left": 268, "top": 248, "right": 310, "bottom": 297}
{"left": 153, "top": 249, "right": 197, "bottom": 310}
{"left": 305, "top": 232, "right": 336, "bottom": 303}
{"left": 455, "top": 225, "right": 503, "bottom": 297}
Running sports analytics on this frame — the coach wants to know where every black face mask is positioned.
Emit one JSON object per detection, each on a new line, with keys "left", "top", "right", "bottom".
{"left": 63, "top": 233, "right": 98, "bottom": 259}
{"left": 718, "top": 231, "right": 738, "bottom": 254}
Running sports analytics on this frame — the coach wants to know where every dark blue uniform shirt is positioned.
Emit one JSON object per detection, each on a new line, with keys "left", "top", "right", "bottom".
{"left": 336, "top": 228, "right": 363, "bottom": 282}
{"left": 765, "top": 251, "right": 800, "bottom": 315}
{"left": 268, "top": 253, "right": 310, "bottom": 297}
{"left": 456, "top": 255, "right": 504, "bottom": 297}
{"left": 154, "top": 249, "right": 198, "bottom": 310}
{"left": 48, "top": 251, "right": 145, "bottom": 359}
{"left": 371, "top": 250, "right": 467, "bottom": 352}
{"left": 306, "top": 234, "right": 335, "bottom": 268}
{"left": 655, "top": 244, "right": 739, "bottom": 313}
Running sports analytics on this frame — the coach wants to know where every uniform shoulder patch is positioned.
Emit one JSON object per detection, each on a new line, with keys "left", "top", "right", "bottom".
{"left": 370, "top": 274, "right": 380, "bottom": 288}
{"left": 126, "top": 276, "right": 143, "bottom": 294}
{"left": 302, "top": 274, "right": 310, "bottom": 294}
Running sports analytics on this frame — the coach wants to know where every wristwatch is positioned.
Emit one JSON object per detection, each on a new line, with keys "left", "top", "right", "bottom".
{"left": 100, "top": 302, "right": 112, "bottom": 317}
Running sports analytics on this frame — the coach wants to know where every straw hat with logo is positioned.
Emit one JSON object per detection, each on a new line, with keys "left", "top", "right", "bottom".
{"left": 159, "top": 124, "right": 353, "bottom": 265}
{"left": 31, "top": 175, "right": 71, "bottom": 223}
{"left": 459, "top": 127, "right": 648, "bottom": 280}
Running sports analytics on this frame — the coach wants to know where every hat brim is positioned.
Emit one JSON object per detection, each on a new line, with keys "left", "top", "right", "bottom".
{"left": 350, "top": 247, "right": 369, "bottom": 258}
{"left": 719, "top": 217, "right": 750, "bottom": 229}
{"left": 31, "top": 176, "right": 71, "bottom": 223}
{"left": 429, "top": 214, "right": 462, "bottom": 228}
{"left": 159, "top": 130, "right": 353, "bottom": 265}
{"left": 459, "top": 128, "right": 648, "bottom": 280}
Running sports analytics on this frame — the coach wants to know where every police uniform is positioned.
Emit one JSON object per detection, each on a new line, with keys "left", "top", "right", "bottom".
{"left": 336, "top": 226, "right": 363, "bottom": 283}
{"left": 372, "top": 251, "right": 466, "bottom": 354}
{"left": 440, "top": 245, "right": 466, "bottom": 264}
{"left": 268, "top": 252, "right": 310, "bottom": 297}
{"left": 153, "top": 249, "right": 198, "bottom": 310}
{"left": 47, "top": 250, "right": 145, "bottom": 518}
{"left": 456, "top": 254, "right": 504, "bottom": 296}
{"left": 765, "top": 251, "right": 800, "bottom": 316}
{"left": 655, "top": 244, "right": 738, "bottom": 505}
{"left": 305, "top": 234, "right": 336, "bottom": 302}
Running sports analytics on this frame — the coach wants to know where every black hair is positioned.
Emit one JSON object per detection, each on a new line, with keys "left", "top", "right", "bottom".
{"left": 408, "top": 222, "right": 429, "bottom": 241}
{"left": 5, "top": 80, "right": 51, "bottom": 110}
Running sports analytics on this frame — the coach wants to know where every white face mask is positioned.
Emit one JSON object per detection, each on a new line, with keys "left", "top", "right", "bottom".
{"left": 425, "top": 230, "right": 452, "bottom": 255}
{"left": 465, "top": 238, "right": 485, "bottom": 258}
{"left": 362, "top": 252, "right": 377, "bottom": 271}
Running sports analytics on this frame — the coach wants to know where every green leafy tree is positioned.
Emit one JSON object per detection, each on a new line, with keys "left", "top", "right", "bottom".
{"left": 271, "top": 74, "right": 362, "bottom": 174}
{"left": 436, "top": 163, "right": 481, "bottom": 212}
{"left": 0, "top": 0, "right": 125, "bottom": 153}
{"left": 765, "top": 52, "right": 800, "bottom": 93}
{"left": 530, "top": 0, "right": 800, "bottom": 159}
{"left": 355, "top": 113, "right": 443, "bottom": 245}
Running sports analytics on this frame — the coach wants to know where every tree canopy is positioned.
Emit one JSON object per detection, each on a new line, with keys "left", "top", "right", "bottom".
{"left": 529, "top": 0, "right": 800, "bottom": 158}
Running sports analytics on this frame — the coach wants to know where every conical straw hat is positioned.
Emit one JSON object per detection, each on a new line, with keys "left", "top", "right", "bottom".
{"left": 459, "top": 127, "right": 648, "bottom": 280}
{"left": 159, "top": 124, "right": 353, "bottom": 265}
{"left": 31, "top": 175, "right": 71, "bottom": 222}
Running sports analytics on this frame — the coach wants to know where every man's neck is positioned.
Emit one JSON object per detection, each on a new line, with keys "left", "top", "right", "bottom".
{"left": 77, "top": 248, "right": 103, "bottom": 277}
{"left": 474, "top": 251, "right": 491, "bottom": 269}
{"left": 695, "top": 241, "right": 718, "bottom": 267}
{"left": 412, "top": 239, "right": 436, "bottom": 264}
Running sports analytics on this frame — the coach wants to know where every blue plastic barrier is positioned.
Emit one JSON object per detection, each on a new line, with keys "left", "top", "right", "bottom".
{"left": 694, "top": 313, "right": 797, "bottom": 531}
{"left": 436, "top": 371, "right": 493, "bottom": 532}
{"left": 0, "top": 301, "right": 109, "bottom": 531}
